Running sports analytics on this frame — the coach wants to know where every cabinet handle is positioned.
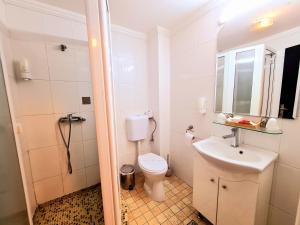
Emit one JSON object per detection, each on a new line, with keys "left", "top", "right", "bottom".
{"left": 210, "top": 178, "right": 215, "bottom": 183}
{"left": 222, "top": 185, "right": 227, "bottom": 189}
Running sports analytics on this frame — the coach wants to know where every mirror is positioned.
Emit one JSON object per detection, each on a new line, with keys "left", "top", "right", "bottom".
{"left": 215, "top": 0, "right": 300, "bottom": 119}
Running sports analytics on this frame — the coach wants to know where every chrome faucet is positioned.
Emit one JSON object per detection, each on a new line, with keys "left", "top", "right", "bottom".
{"left": 223, "top": 127, "right": 240, "bottom": 147}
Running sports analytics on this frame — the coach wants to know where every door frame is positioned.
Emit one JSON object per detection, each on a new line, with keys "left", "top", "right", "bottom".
{"left": 85, "top": 1, "right": 121, "bottom": 225}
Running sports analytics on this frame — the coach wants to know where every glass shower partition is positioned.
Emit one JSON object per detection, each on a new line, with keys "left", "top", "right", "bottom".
{"left": 0, "top": 58, "right": 29, "bottom": 225}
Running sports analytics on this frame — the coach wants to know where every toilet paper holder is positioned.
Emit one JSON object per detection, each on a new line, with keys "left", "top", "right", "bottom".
{"left": 185, "top": 125, "right": 200, "bottom": 143}
{"left": 186, "top": 125, "right": 194, "bottom": 133}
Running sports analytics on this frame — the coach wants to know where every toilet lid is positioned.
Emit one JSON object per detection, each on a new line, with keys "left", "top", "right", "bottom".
{"left": 138, "top": 153, "right": 168, "bottom": 173}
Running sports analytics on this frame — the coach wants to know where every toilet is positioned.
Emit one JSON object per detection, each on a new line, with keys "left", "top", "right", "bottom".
{"left": 126, "top": 114, "right": 168, "bottom": 202}
{"left": 138, "top": 153, "right": 168, "bottom": 202}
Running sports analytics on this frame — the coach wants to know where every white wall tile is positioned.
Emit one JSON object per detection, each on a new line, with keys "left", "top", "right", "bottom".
{"left": 86, "top": 164, "right": 100, "bottom": 187}
{"left": 43, "top": 15, "right": 73, "bottom": 39}
{"left": 81, "top": 111, "right": 96, "bottom": 140}
{"left": 50, "top": 81, "right": 79, "bottom": 113}
{"left": 62, "top": 169, "right": 86, "bottom": 194}
{"left": 272, "top": 163, "right": 300, "bottom": 215}
{"left": 76, "top": 47, "right": 91, "bottom": 82}
{"left": 21, "top": 115, "right": 57, "bottom": 149}
{"left": 83, "top": 140, "right": 99, "bottom": 166}
{"left": 11, "top": 39, "right": 49, "bottom": 80}
{"left": 34, "top": 176, "right": 63, "bottom": 204}
{"left": 17, "top": 80, "right": 53, "bottom": 115}
{"left": 170, "top": 132, "right": 194, "bottom": 186}
{"left": 78, "top": 82, "right": 93, "bottom": 112}
{"left": 59, "top": 142, "right": 85, "bottom": 174}
{"left": 111, "top": 30, "right": 150, "bottom": 167}
{"left": 47, "top": 43, "right": 77, "bottom": 81}
{"left": 279, "top": 119, "right": 300, "bottom": 168}
{"left": 72, "top": 23, "right": 88, "bottom": 42}
{"left": 242, "top": 129, "right": 281, "bottom": 153}
{"left": 6, "top": 5, "right": 45, "bottom": 40}
{"left": 268, "top": 206, "right": 295, "bottom": 225}
{"left": 29, "top": 146, "right": 61, "bottom": 182}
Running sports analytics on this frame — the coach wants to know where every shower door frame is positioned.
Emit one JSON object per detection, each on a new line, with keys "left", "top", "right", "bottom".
{"left": 0, "top": 27, "right": 33, "bottom": 225}
{"left": 85, "top": 1, "right": 121, "bottom": 225}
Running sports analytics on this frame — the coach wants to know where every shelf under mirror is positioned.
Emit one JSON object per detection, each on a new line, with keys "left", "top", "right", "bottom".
{"left": 213, "top": 121, "right": 283, "bottom": 135}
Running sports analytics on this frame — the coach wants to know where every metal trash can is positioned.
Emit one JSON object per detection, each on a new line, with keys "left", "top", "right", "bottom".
{"left": 120, "top": 164, "right": 135, "bottom": 190}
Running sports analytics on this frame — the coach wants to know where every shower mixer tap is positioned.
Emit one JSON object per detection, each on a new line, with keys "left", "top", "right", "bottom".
{"left": 58, "top": 113, "right": 86, "bottom": 123}
{"left": 58, "top": 113, "right": 86, "bottom": 174}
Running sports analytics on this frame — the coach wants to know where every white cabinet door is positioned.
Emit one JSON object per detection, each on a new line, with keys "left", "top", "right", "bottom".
{"left": 217, "top": 179, "right": 259, "bottom": 225}
{"left": 193, "top": 160, "right": 218, "bottom": 224}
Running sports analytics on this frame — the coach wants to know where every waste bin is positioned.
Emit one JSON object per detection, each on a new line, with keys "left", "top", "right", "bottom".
{"left": 120, "top": 164, "right": 135, "bottom": 190}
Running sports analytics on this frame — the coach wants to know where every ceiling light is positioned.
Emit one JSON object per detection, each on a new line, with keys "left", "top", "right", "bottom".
{"left": 219, "top": 0, "right": 272, "bottom": 24}
{"left": 257, "top": 17, "right": 274, "bottom": 28}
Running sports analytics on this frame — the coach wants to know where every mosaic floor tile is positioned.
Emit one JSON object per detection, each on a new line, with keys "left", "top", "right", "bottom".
{"left": 121, "top": 173, "right": 210, "bottom": 225}
{"left": 33, "top": 184, "right": 104, "bottom": 225}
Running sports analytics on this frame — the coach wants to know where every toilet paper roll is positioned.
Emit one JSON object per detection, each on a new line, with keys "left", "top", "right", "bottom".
{"left": 184, "top": 132, "right": 195, "bottom": 146}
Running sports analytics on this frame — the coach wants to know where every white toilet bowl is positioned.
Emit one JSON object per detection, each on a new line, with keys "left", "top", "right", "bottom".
{"left": 138, "top": 153, "right": 168, "bottom": 202}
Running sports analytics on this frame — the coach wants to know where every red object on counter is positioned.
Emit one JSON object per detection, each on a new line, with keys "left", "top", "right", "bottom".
{"left": 238, "top": 119, "right": 251, "bottom": 125}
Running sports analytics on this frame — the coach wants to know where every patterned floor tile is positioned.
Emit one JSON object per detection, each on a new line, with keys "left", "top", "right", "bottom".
{"left": 33, "top": 184, "right": 104, "bottom": 225}
{"left": 121, "top": 173, "right": 210, "bottom": 225}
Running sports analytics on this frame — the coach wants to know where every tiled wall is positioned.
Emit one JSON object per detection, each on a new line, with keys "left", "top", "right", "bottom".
{"left": 4, "top": 0, "right": 87, "bottom": 41}
{"left": 170, "top": 6, "right": 300, "bottom": 225}
{"left": 7, "top": 35, "right": 100, "bottom": 205}
{"left": 148, "top": 27, "right": 171, "bottom": 160}
{"left": 111, "top": 26, "right": 152, "bottom": 169}
{"left": 170, "top": 8, "right": 219, "bottom": 186}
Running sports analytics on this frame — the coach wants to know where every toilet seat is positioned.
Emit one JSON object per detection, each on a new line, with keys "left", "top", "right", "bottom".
{"left": 138, "top": 153, "right": 167, "bottom": 173}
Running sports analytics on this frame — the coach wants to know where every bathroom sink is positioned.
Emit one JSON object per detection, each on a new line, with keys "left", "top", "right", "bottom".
{"left": 192, "top": 136, "right": 278, "bottom": 172}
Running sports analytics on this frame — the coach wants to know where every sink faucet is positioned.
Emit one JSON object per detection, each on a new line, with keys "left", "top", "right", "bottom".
{"left": 223, "top": 127, "right": 240, "bottom": 147}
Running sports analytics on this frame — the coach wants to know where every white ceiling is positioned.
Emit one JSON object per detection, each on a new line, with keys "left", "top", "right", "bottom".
{"left": 218, "top": 0, "right": 300, "bottom": 51}
{"left": 35, "top": 0, "right": 86, "bottom": 14}
{"left": 108, "top": 0, "right": 211, "bottom": 33}
{"left": 34, "top": 0, "right": 212, "bottom": 33}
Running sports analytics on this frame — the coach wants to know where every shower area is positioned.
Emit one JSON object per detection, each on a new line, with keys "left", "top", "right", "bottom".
{"left": 0, "top": 0, "right": 103, "bottom": 224}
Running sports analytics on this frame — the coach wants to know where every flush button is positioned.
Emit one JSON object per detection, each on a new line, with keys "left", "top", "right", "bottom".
{"left": 82, "top": 97, "right": 91, "bottom": 104}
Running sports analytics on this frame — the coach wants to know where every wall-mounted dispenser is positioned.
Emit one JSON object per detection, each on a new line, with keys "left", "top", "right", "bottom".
{"left": 198, "top": 97, "right": 207, "bottom": 114}
{"left": 18, "top": 58, "right": 32, "bottom": 80}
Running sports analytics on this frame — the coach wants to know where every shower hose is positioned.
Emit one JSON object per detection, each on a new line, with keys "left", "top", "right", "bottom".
{"left": 58, "top": 114, "right": 73, "bottom": 174}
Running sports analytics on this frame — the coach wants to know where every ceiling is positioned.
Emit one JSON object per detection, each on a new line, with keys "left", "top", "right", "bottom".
{"left": 218, "top": 0, "right": 300, "bottom": 51}
{"left": 35, "top": 0, "right": 86, "bottom": 14}
{"left": 34, "top": 0, "right": 212, "bottom": 33}
{"left": 108, "top": 0, "right": 211, "bottom": 33}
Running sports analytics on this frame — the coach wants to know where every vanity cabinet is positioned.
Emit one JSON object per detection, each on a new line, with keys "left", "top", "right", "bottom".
{"left": 193, "top": 162, "right": 218, "bottom": 224}
{"left": 217, "top": 179, "right": 258, "bottom": 225}
{"left": 193, "top": 151, "right": 274, "bottom": 225}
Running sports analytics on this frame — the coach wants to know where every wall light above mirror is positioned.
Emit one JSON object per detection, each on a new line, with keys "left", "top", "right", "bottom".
{"left": 215, "top": 0, "right": 300, "bottom": 119}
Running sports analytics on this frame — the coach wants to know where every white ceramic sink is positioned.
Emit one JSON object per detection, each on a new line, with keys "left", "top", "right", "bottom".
{"left": 193, "top": 136, "right": 278, "bottom": 172}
